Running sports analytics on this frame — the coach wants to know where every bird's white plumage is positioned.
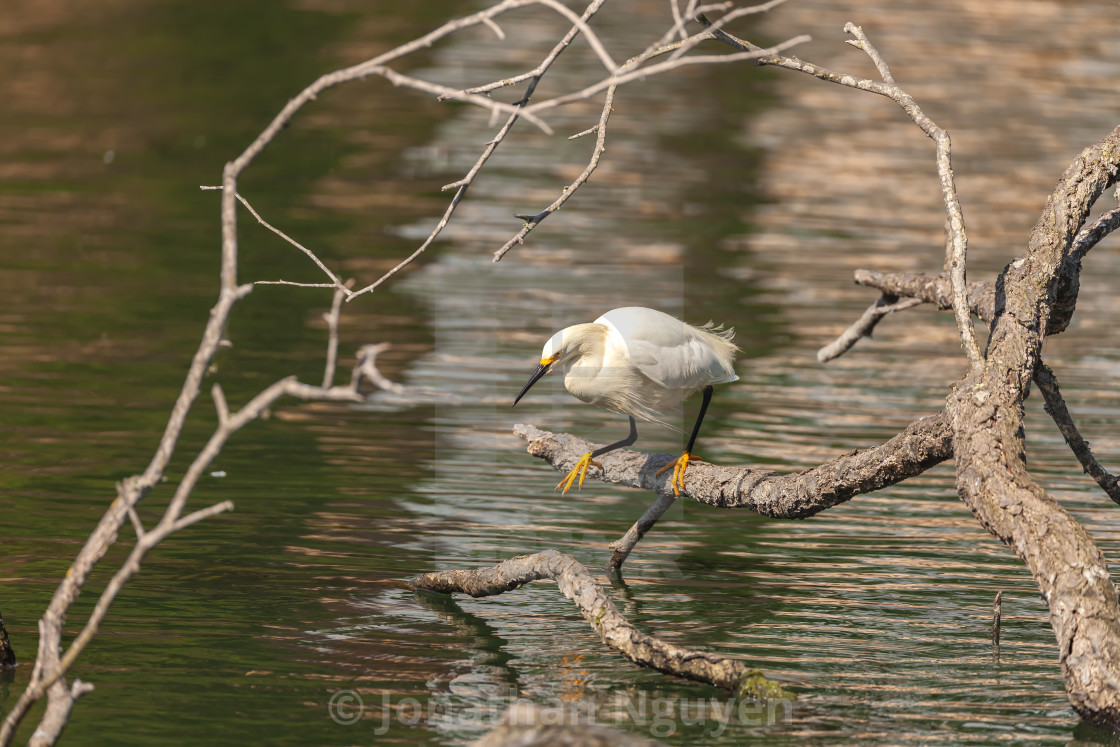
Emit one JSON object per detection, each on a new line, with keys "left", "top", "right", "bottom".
{"left": 596, "top": 307, "right": 738, "bottom": 390}
{"left": 535, "top": 306, "right": 738, "bottom": 427}
{"left": 519, "top": 306, "right": 738, "bottom": 494}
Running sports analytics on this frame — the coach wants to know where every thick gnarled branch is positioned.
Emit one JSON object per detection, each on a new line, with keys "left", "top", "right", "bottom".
{"left": 946, "top": 126, "right": 1120, "bottom": 727}
{"left": 410, "top": 550, "right": 793, "bottom": 700}
{"left": 515, "top": 413, "right": 952, "bottom": 519}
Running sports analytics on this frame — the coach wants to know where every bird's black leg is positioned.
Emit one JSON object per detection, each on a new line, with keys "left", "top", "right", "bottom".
{"left": 684, "top": 385, "right": 714, "bottom": 455}
{"left": 658, "top": 385, "right": 714, "bottom": 496}
{"left": 592, "top": 416, "right": 638, "bottom": 459}
{"left": 557, "top": 416, "right": 638, "bottom": 494}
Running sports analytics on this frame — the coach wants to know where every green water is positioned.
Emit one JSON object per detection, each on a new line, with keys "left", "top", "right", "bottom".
{"left": 4, "top": 1, "right": 1120, "bottom": 745}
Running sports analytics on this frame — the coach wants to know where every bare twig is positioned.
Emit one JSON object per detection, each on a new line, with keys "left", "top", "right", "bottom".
{"left": 493, "top": 18, "right": 809, "bottom": 261}
{"left": 527, "top": 0, "right": 618, "bottom": 72}
{"left": 1070, "top": 206, "right": 1120, "bottom": 263}
{"left": 355, "top": 2, "right": 810, "bottom": 288}
{"left": 817, "top": 294, "right": 923, "bottom": 362}
{"left": 706, "top": 20, "right": 981, "bottom": 368}
{"left": 992, "top": 590, "right": 1003, "bottom": 646}
{"left": 200, "top": 187, "right": 349, "bottom": 293}
{"left": 492, "top": 80, "right": 616, "bottom": 261}
{"left": 253, "top": 280, "right": 341, "bottom": 288}
{"left": 763, "top": 24, "right": 981, "bottom": 367}
{"left": 212, "top": 383, "right": 230, "bottom": 426}
{"left": 522, "top": 35, "right": 809, "bottom": 119}
{"left": 664, "top": 0, "right": 791, "bottom": 64}
{"left": 125, "top": 505, "right": 146, "bottom": 540}
{"left": 349, "top": 0, "right": 612, "bottom": 299}
{"left": 323, "top": 282, "right": 353, "bottom": 388}
{"left": 669, "top": 0, "right": 688, "bottom": 42}
{"left": 458, "top": 0, "right": 611, "bottom": 98}
{"left": 842, "top": 24, "right": 978, "bottom": 367}
{"left": 354, "top": 343, "right": 406, "bottom": 394}
{"left": 853, "top": 270, "right": 995, "bottom": 324}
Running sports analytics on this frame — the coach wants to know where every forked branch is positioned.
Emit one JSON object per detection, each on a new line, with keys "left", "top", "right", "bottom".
{"left": 1, "top": 288, "right": 402, "bottom": 746}
{"left": 704, "top": 18, "right": 981, "bottom": 367}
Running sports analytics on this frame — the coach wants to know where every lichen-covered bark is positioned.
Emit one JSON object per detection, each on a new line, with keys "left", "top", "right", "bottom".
{"left": 516, "top": 413, "right": 952, "bottom": 519}
{"left": 946, "top": 127, "right": 1120, "bottom": 726}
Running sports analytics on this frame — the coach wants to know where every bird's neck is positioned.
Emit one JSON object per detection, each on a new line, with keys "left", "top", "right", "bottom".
{"left": 560, "top": 325, "right": 610, "bottom": 405}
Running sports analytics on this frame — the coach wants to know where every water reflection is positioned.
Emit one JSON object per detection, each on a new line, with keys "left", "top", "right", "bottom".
{"left": 4, "top": 0, "right": 1120, "bottom": 745}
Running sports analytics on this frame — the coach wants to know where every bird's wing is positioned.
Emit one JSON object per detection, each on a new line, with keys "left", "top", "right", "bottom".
{"left": 597, "top": 307, "right": 738, "bottom": 391}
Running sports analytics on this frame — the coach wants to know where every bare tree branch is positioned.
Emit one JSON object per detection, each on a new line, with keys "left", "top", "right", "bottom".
{"left": 1, "top": 354, "right": 376, "bottom": 744}
{"left": 1034, "top": 363, "right": 1120, "bottom": 505}
{"left": 349, "top": 0, "right": 612, "bottom": 299}
{"left": 455, "top": 0, "right": 611, "bottom": 99}
{"left": 346, "top": 1, "right": 810, "bottom": 280}
{"left": 816, "top": 294, "right": 923, "bottom": 363}
{"left": 353, "top": 343, "right": 407, "bottom": 395}
{"left": 759, "top": 24, "right": 980, "bottom": 367}
{"left": 1070, "top": 206, "right": 1120, "bottom": 263}
{"left": 522, "top": 35, "right": 809, "bottom": 120}
{"left": 493, "top": 17, "right": 809, "bottom": 261}
{"left": 945, "top": 126, "right": 1120, "bottom": 725}
{"left": 322, "top": 282, "right": 352, "bottom": 388}
{"left": 492, "top": 78, "right": 616, "bottom": 261}
{"left": 836, "top": 203, "right": 1120, "bottom": 351}
{"left": 515, "top": 413, "right": 952, "bottom": 520}
{"left": 701, "top": 17, "right": 980, "bottom": 366}
{"left": 852, "top": 269, "right": 995, "bottom": 324}
{"left": 199, "top": 187, "right": 349, "bottom": 293}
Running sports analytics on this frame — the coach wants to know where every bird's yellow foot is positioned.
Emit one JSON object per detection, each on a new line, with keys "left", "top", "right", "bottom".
{"left": 656, "top": 451, "right": 702, "bottom": 496}
{"left": 557, "top": 452, "right": 602, "bottom": 494}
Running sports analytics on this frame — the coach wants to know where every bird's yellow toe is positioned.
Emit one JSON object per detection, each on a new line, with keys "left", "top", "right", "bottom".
{"left": 557, "top": 452, "right": 602, "bottom": 494}
{"left": 657, "top": 451, "right": 701, "bottom": 496}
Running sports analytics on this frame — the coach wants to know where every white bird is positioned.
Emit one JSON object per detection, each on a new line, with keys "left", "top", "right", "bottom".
{"left": 513, "top": 306, "right": 738, "bottom": 496}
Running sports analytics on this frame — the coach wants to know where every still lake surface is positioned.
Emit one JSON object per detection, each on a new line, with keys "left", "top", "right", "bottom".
{"left": 4, "top": 0, "right": 1120, "bottom": 744}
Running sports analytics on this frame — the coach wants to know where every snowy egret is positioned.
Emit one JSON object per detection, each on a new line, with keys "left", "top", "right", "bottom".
{"left": 513, "top": 306, "right": 738, "bottom": 496}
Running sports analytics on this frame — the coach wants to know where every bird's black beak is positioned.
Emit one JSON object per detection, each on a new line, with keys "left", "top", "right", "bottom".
{"left": 513, "top": 361, "right": 552, "bottom": 406}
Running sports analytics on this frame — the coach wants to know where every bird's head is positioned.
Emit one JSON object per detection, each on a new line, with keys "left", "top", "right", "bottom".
{"left": 513, "top": 326, "right": 588, "bottom": 406}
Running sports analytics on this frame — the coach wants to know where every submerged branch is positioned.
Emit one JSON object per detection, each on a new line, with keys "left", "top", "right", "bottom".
{"left": 410, "top": 550, "right": 793, "bottom": 700}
